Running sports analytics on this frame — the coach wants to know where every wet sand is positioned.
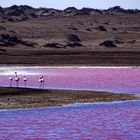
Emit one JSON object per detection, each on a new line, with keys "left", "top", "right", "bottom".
{"left": 0, "top": 87, "right": 139, "bottom": 110}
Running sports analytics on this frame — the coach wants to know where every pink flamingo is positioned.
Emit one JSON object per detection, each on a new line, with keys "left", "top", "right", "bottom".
{"left": 9, "top": 75, "right": 13, "bottom": 87}
{"left": 23, "top": 76, "right": 27, "bottom": 87}
{"left": 38, "top": 76, "right": 45, "bottom": 88}
{"left": 15, "top": 72, "right": 20, "bottom": 87}
{"left": 41, "top": 76, "right": 44, "bottom": 88}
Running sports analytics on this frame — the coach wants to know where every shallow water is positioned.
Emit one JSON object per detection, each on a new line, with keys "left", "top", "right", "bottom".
{"left": 0, "top": 66, "right": 140, "bottom": 94}
{"left": 0, "top": 101, "right": 140, "bottom": 140}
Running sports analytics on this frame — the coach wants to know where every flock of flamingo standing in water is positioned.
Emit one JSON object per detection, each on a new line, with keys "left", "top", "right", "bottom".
{"left": 8, "top": 72, "right": 45, "bottom": 88}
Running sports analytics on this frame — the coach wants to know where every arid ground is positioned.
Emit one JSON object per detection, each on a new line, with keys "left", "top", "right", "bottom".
{"left": 0, "top": 87, "right": 139, "bottom": 110}
{"left": 0, "top": 6, "right": 140, "bottom": 66}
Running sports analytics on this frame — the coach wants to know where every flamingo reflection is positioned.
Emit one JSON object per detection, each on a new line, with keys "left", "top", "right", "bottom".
{"left": 9, "top": 75, "right": 13, "bottom": 87}
{"left": 23, "top": 76, "right": 27, "bottom": 87}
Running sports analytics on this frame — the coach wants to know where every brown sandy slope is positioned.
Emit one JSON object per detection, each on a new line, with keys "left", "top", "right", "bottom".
{"left": 0, "top": 6, "right": 140, "bottom": 66}
{"left": 0, "top": 87, "right": 139, "bottom": 110}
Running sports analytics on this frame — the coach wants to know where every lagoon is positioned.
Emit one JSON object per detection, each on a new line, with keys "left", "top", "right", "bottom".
{"left": 0, "top": 66, "right": 140, "bottom": 94}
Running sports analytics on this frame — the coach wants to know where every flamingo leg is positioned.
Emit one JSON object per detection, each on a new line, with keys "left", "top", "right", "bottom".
{"left": 24, "top": 82, "right": 26, "bottom": 87}
{"left": 16, "top": 82, "right": 18, "bottom": 87}
{"left": 10, "top": 81, "right": 12, "bottom": 87}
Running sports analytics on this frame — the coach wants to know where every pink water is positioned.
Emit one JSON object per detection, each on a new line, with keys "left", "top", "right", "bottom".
{"left": 0, "top": 67, "right": 140, "bottom": 94}
{"left": 0, "top": 67, "right": 140, "bottom": 139}
{"left": 0, "top": 101, "right": 140, "bottom": 140}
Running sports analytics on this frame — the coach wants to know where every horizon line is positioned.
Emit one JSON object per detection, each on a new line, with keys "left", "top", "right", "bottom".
{"left": 1, "top": 5, "right": 140, "bottom": 10}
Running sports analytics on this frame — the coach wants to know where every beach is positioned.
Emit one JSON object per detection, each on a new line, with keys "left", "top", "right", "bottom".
{"left": 0, "top": 87, "right": 139, "bottom": 110}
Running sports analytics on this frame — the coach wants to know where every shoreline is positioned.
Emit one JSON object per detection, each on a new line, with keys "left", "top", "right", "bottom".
{"left": 0, "top": 100, "right": 139, "bottom": 112}
{"left": 1, "top": 50, "right": 140, "bottom": 67}
{"left": 0, "top": 66, "right": 140, "bottom": 68}
{"left": 1, "top": 85, "right": 138, "bottom": 95}
{"left": 0, "top": 87, "right": 139, "bottom": 110}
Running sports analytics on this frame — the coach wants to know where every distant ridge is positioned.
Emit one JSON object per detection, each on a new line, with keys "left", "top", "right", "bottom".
{"left": 0, "top": 5, "right": 139, "bottom": 22}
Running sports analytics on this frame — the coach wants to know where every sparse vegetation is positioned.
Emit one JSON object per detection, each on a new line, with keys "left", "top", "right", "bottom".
{"left": 67, "top": 34, "right": 81, "bottom": 43}
{"left": 99, "top": 40, "right": 117, "bottom": 48}
{"left": 96, "top": 25, "right": 107, "bottom": 31}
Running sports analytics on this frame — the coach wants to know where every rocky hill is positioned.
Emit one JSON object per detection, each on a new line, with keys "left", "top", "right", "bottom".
{"left": 0, "top": 5, "right": 139, "bottom": 22}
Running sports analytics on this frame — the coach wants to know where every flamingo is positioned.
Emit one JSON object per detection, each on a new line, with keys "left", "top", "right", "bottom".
{"left": 9, "top": 75, "right": 13, "bottom": 87}
{"left": 38, "top": 76, "right": 45, "bottom": 88}
{"left": 41, "top": 76, "right": 44, "bottom": 88}
{"left": 15, "top": 72, "right": 20, "bottom": 87}
{"left": 23, "top": 76, "right": 27, "bottom": 87}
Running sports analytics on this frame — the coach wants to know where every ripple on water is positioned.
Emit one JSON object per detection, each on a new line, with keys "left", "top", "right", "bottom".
{"left": 0, "top": 100, "right": 140, "bottom": 140}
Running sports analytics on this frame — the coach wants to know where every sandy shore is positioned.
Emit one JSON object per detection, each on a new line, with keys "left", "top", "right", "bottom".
{"left": 0, "top": 87, "right": 139, "bottom": 110}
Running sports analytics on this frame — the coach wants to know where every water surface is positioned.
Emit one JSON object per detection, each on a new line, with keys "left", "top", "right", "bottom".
{"left": 0, "top": 67, "right": 140, "bottom": 139}
{"left": 0, "top": 66, "right": 140, "bottom": 94}
{"left": 0, "top": 101, "right": 140, "bottom": 140}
